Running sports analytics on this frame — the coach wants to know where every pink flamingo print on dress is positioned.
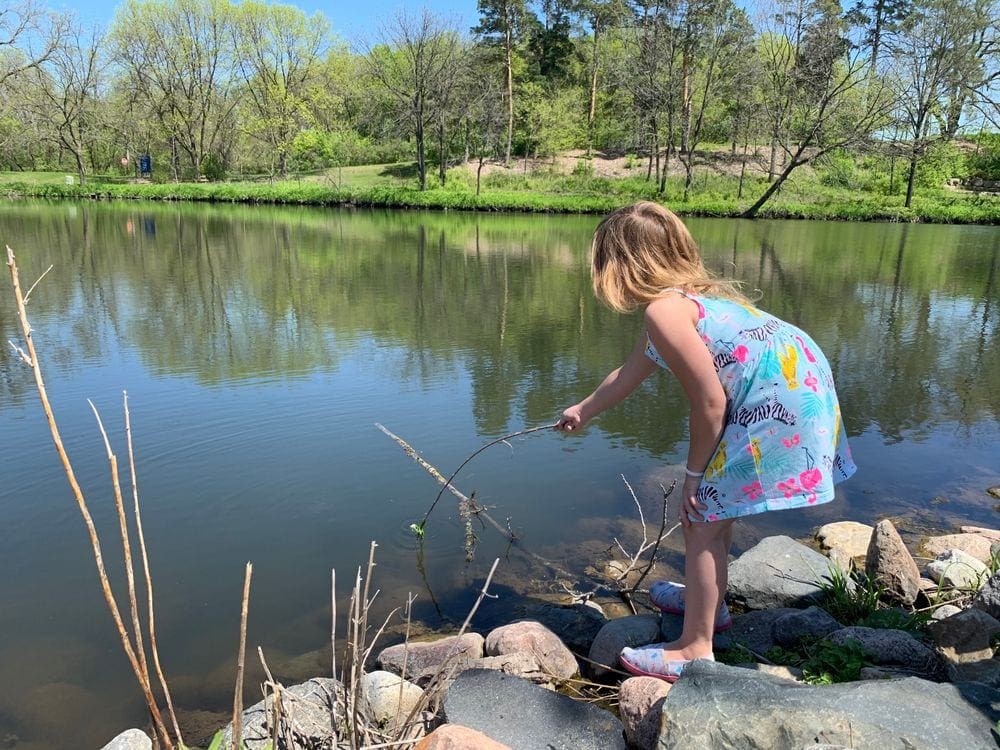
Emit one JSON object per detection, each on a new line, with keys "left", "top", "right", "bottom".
{"left": 804, "top": 370, "right": 819, "bottom": 393}
{"left": 794, "top": 335, "right": 818, "bottom": 363}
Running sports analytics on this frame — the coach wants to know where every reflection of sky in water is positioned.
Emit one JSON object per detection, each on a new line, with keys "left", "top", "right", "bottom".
{"left": 0, "top": 202, "right": 998, "bottom": 748}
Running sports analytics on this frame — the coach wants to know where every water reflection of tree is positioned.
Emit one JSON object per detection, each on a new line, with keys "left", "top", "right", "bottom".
{"left": 0, "top": 203, "right": 996, "bottom": 449}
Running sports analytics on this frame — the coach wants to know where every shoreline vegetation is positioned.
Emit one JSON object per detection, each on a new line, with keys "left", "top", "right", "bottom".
{"left": 3, "top": 156, "right": 999, "bottom": 224}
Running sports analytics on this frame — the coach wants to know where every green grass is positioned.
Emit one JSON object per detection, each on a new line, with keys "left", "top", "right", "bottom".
{"left": 1, "top": 165, "right": 997, "bottom": 223}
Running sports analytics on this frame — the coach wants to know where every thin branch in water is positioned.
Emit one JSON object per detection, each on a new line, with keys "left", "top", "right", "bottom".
{"left": 22, "top": 263, "right": 53, "bottom": 304}
{"left": 231, "top": 562, "right": 253, "bottom": 750}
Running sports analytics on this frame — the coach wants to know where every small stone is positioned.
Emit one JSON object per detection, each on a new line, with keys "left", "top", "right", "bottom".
{"left": 926, "top": 549, "right": 989, "bottom": 589}
{"left": 920, "top": 534, "right": 993, "bottom": 564}
{"left": 974, "top": 571, "right": 1000, "bottom": 619}
{"left": 866, "top": 519, "right": 923, "bottom": 605}
{"left": 588, "top": 614, "right": 661, "bottom": 678}
{"left": 378, "top": 633, "right": 485, "bottom": 679}
{"left": 99, "top": 729, "right": 152, "bottom": 750}
{"left": 773, "top": 606, "right": 842, "bottom": 648}
{"left": 485, "top": 621, "right": 578, "bottom": 680}
{"left": 817, "top": 521, "right": 873, "bottom": 565}
{"left": 618, "top": 676, "right": 670, "bottom": 750}
{"left": 987, "top": 486, "right": 1000, "bottom": 500}
{"left": 361, "top": 670, "right": 424, "bottom": 725}
{"left": 826, "top": 626, "right": 937, "bottom": 672}
{"left": 930, "top": 604, "right": 963, "bottom": 621}
{"left": 414, "top": 724, "right": 512, "bottom": 750}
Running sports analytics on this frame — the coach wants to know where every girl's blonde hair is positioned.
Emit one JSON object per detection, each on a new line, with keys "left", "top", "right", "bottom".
{"left": 590, "top": 201, "right": 749, "bottom": 312}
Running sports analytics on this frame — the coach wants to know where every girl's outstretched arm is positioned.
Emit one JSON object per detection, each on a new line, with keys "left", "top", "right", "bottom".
{"left": 645, "top": 294, "right": 727, "bottom": 524}
{"left": 556, "top": 332, "right": 656, "bottom": 431}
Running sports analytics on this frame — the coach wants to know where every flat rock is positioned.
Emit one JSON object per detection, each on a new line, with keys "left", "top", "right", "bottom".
{"left": 442, "top": 669, "right": 627, "bottom": 750}
{"left": 99, "top": 729, "right": 152, "bottom": 750}
{"left": 816, "top": 521, "right": 873, "bottom": 564}
{"left": 926, "top": 549, "right": 989, "bottom": 589}
{"left": 826, "top": 627, "right": 937, "bottom": 672}
{"left": 659, "top": 660, "right": 999, "bottom": 749}
{"left": 588, "top": 614, "right": 661, "bottom": 678}
{"left": 618, "top": 676, "right": 671, "bottom": 750}
{"left": 866, "top": 520, "right": 922, "bottom": 605}
{"left": 485, "top": 621, "right": 577, "bottom": 680}
{"left": 974, "top": 571, "right": 1000, "bottom": 619}
{"left": 414, "top": 724, "right": 512, "bottom": 750}
{"left": 378, "top": 633, "right": 485, "bottom": 679}
{"left": 921, "top": 533, "right": 993, "bottom": 563}
{"left": 773, "top": 606, "right": 842, "bottom": 648}
{"left": 928, "top": 608, "right": 1000, "bottom": 684}
{"left": 361, "top": 670, "right": 424, "bottom": 725}
{"left": 961, "top": 525, "right": 1000, "bottom": 543}
{"left": 219, "top": 677, "right": 339, "bottom": 750}
{"left": 411, "top": 652, "right": 547, "bottom": 688}
{"left": 728, "top": 535, "right": 841, "bottom": 610}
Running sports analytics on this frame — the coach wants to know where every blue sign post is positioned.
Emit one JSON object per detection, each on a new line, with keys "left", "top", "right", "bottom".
{"left": 139, "top": 154, "right": 152, "bottom": 177}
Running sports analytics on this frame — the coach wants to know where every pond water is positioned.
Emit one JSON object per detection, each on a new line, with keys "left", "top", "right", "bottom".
{"left": 0, "top": 201, "right": 997, "bottom": 748}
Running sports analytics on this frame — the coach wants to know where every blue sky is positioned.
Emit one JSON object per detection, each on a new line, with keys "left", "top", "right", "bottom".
{"left": 58, "top": 0, "right": 483, "bottom": 42}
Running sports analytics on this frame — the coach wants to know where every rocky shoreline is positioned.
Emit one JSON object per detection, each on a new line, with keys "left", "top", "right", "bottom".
{"left": 101, "top": 518, "right": 1000, "bottom": 750}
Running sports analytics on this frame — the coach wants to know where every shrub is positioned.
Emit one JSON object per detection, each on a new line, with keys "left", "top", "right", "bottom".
{"left": 915, "top": 140, "right": 967, "bottom": 189}
{"left": 966, "top": 133, "right": 1000, "bottom": 181}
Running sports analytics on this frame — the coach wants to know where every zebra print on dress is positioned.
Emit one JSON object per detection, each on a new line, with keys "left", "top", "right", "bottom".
{"left": 728, "top": 395, "right": 797, "bottom": 427}
{"left": 741, "top": 319, "right": 781, "bottom": 341}
{"left": 712, "top": 350, "right": 738, "bottom": 372}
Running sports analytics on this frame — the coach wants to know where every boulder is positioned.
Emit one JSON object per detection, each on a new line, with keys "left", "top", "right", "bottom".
{"left": 410, "top": 652, "right": 548, "bottom": 688}
{"left": 658, "top": 660, "right": 999, "bottom": 749}
{"left": 361, "top": 670, "right": 424, "bottom": 725}
{"left": 514, "top": 603, "right": 607, "bottom": 654}
{"left": 826, "top": 627, "right": 937, "bottom": 672}
{"left": 485, "top": 621, "right": 578, "bottom": 680}
{"left": 414, "top": 724, "right": 513, "bottom": 750}
{"left": 974, "top": 571, "right": 1000, "bottom": 619}
{"left": 378, "top": 633, "right": 485, "bottom": 680}
{"left": 728, "top": 535, "right": 841, "bottom": 610}
{"left": 727, "top": 608, "right": 800, "bottom": 656}
{"left": 618, "top": 676, "right": 671, "bottom": 750}
{"left": 218, "top": 677, "right": 339, "bottom": 750}
{"left": 99, "top": 729, "right": 152, "bottom": 750}
{"left": 659, "top": 612, "right": 732, "bottom": 651}
{"left": 816, "top": 521, "right": 873, "bottom": 568}
{"left": 442, "top": 669, "right": 627, "bottom": 750}
{"left": 928, "top": 607, "right": 1000, "bottom": 685}
{"left": 866, "top": 520, "right": 922, "bottom": 605}
{"left": 926, "top": 549, "right": 989, "bottom": 590}
{"left": 588, "top": 614, "right": 661, "bottom": 678}
{"left": 920, "top": 534, "right": 993, "bottom": 564}
{"left": 773, "top": 606, "right": 842, "bottom": 648}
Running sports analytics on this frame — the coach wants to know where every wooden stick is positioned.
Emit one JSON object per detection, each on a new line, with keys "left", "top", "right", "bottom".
{"left": 5, "top": 247, "right": 173, "bottom": 749}
{"left": 125, "top": 392, "right": 184, "bottom": 747}
{"left": 231, "top": 562, "right": 253, "bottom": 750}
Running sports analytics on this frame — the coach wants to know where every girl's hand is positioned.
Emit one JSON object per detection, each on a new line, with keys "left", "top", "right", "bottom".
{"left": 680, "top": 474, "right": 708, "bottom": 526}
{"left": 555, "top": 404, "right": 586, "bottom": 432}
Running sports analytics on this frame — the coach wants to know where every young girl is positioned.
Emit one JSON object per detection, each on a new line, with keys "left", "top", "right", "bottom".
{"left": 555, "top": 202, "right": 856, "bottom": 682}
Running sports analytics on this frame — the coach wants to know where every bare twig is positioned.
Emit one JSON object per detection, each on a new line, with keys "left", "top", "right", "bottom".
{"left": 628, "top": 481, "right": 677, "bottom": 593}
{"left": 232, "top": 562, "right": 253, "bottom": 750}
{"left": 5, "top": 247, "right": 173, "bottom": 749}
{"left": 22, "top": 263, "right": 53, "bottom": 304}
{"left": 125, "top": 392, "right": 184, "bottom": 747}
{"left": 8, "top": 339, "right": 32, "bottom": 366}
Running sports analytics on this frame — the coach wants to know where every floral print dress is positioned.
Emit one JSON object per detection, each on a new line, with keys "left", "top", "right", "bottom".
{"left": 645, "top": 290, "right": 856, "bottom": 521}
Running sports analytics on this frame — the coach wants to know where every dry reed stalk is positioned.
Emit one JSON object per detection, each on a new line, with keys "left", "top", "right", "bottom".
{"left": 5, "top": 247, "right": 173, "bottom": 749}
{"left": 125, "top": 392, "right": 184, "bottom": 746}
{"left": 613, "top": 475, "right": 679, "bottom": 612}
{"left": 231, "top": 562, "right": 253, "bottom": 750}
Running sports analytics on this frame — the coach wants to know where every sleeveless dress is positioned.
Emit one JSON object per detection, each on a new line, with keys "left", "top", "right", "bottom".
{"left": 645, "top": 290, "right": 856, "bottom": 521}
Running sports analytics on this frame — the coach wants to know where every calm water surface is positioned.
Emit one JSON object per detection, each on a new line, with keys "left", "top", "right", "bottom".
{"left": 0, "top": 201, "right": 997, "bottom": 747}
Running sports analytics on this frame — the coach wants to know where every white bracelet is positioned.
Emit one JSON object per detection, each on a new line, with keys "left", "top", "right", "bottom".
{"left": 684, "top": 467, "right": 705, "bottom": 477}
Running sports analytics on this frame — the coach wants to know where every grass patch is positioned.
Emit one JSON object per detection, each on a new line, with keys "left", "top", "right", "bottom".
{"left": 765, "top": 638, "right": 875, "bottom": 684}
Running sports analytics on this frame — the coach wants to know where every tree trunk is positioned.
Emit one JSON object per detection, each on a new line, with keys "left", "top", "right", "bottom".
{"left": 587, "top": 20, "right": 600, "bottom": 156}
{"left": 416, "top": 100, "right": 427, "bottom": 191}
{"left": 438, "top": 119, "right": 446, "bottom": 186}
{"left": 904, "top": 146, "right": 918, "bottom": 207}
{"left": 742, "top": 157, "right": 801, "bottom": 218}
{"left": 504, "top": 28, "right": 514, "bottom": 167}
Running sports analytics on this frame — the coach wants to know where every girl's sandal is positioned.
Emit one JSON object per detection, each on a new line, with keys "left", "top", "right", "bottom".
{"left": 649, "top": 580, "right": 733, "bottom": 633}
{"left": 619, "top": 643, "right": 715, "bottom": 683}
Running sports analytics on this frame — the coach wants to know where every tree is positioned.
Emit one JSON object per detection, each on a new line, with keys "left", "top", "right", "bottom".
{"left": 572, "top": 0, "right": 630, "bottom": 153}
{"left": 26, "top": 21, "right": 106, "bottom": 185}
{"left": 364, "top": 10, "right": 462, "bottom": 190}
{"left": 474, "top": 0, "right": 529, "bottom": 165}
{"left": 231, "top": 2, "right": 330, "bottom": 177}
{"left": 0, "top": 0, "right": 66, "bottom": 89}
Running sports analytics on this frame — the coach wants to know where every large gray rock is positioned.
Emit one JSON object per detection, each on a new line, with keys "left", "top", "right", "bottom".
{"left": 728, "top": 536, "right": 841, "bottom": 610}
{"left": 866, "top": 520, "right": 922, "bottom": 605}
{"left": 727, "top": 608, "right": 800, "bottom": 656}
{"left": 588, "top": 614, "right": 661, "bottom": 677}
{"left": 219, "top": 677, "right": 339, "bottom": 750}
{"left": 485, "top": 621, "right": 578, "bottom": 680}
{"left": 826, "top": 627, "right": 937, "bottom": 672}
{"left": 773, "top": 606, "right": 842, "bottom": 648}
{"left": 378, "top": 633, "right": 485, "bottom": 679}
{"left": 99, "top": 729, "right": 152, "bottom": 750}
{"left": 659, "top": 660, "right": 999, "bottom": 750}
{"left": 974, "top": 571, "right": 1000, "bottom": 619}
{"left": 442, "top": 669, "right": 627, "bottom": 750}
{"left": 928, "top": 608, "right": 1000, "bottom": 685}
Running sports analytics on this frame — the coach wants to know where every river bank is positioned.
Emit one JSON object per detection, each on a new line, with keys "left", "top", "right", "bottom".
{"left": 3, "top": 173, "right": 999, "bottom": 224}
